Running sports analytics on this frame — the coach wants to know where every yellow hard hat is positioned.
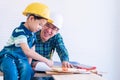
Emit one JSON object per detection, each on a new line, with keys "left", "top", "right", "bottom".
{"left": 23, "top": 2, "right": 53, "bottom": 23}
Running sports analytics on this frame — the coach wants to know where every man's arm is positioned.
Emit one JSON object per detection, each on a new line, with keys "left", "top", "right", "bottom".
{"left": 54, "top": 33, "right": 73, "bottom": 68}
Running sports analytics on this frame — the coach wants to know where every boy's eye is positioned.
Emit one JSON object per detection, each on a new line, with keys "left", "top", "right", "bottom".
{"left": 39, "top": 24, "right": 43, "bottom": 27}
{"left": 45, "top": 23, "right": 50, "bottom": 26}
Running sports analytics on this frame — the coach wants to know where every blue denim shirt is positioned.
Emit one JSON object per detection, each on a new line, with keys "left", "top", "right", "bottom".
{"left": 0, "top": 22, "right": 36, "bottom": 59}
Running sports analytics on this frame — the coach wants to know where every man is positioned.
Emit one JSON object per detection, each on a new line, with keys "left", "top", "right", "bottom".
{"left": 32, "top": 13, "right": 73, "bottom": 68}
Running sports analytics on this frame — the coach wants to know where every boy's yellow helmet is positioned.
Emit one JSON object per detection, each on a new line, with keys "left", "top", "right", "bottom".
{"left": 23, "top": 2, "right": 53, "bottom": 23}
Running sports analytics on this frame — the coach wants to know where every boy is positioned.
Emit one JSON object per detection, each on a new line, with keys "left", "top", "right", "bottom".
{"left": 0, "top": 2, "right": 53, "bottom": 80}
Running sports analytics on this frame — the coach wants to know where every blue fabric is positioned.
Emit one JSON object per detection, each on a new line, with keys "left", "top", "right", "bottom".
{"left": 32, "top": 77, "right": 54, "bottom": 80}
{"left": 0, "top": 22, "right": 35, "bottom": 80}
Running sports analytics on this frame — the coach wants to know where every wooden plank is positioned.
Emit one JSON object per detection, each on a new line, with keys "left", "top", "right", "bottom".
{"left": 0, "top": 72, "right": 105, "bottom": 80}
{"left": 52, "top": 74, "right": 106, "bottom": 80}
{"left": 0, "top": 72, "right": 51, "bottom": 77}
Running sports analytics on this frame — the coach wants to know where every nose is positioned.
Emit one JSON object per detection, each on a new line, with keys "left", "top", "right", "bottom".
{"left": 46, "top": 27, "right": 53, "bottom": 33}
{"left": 37, "top": 26, "right": 42, "bottom": 31}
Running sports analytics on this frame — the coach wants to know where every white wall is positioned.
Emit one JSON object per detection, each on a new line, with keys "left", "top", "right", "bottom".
{"left": 0, "top": 0, "right": 119, "bottom": 80}
{"left": 115, "top": 0, "right": 120, "bottom": 80}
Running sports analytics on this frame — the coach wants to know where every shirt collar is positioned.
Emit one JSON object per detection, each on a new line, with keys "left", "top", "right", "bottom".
{"left": 20, "top": 22, "right": 34, "bottom": 36}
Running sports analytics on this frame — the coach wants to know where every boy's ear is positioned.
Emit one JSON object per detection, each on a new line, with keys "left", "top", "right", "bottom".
{"left": 28, "top": 16, "right": 34, "bottom": 21}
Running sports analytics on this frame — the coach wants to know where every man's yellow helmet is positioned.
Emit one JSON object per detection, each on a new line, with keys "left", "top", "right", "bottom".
{"left": 23, "top": 2, "right": 53, "bottom": 23}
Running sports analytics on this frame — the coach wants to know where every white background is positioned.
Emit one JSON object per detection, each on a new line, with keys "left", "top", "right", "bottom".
{"left": 0, "top": 0, "right": 119, "bottom": 80}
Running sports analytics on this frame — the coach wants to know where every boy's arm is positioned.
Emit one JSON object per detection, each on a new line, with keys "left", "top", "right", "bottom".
{"left": 28, "top": 46, "right": 35, "bottom": 64}
{"left": 28, "top": 57, "right": 32, "bottom": 64}
{"left": 20, "top": 43, "right": 53, "bottom": 67}
{"left": 27, "top": 46, "right": 34, "bottom": 64}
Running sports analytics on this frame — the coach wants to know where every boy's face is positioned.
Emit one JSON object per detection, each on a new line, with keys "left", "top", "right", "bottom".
{"left": 28, "top": 16, "right": 47, "bottom": 32}
{"left": 40, "top": 22, "right": 59, "bottom": 42}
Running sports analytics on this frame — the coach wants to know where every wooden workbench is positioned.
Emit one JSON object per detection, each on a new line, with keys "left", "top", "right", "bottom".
{"left": 0, "top": 71, "right": 106, "bottom": 80}
{"left": 52, "top": 73, "right": 105, "bottom": 80}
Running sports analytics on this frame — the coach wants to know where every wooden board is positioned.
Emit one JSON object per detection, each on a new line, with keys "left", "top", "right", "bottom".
{"left": 46, "top": 71, "right": 74, "bottom": 75}
{"left": 52, "top": 74, "right": 106, "bottom": 80}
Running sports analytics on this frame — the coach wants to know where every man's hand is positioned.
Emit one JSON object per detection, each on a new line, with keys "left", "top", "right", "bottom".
{"left": 62, "top": 61, "right": 73, "bottom": 68}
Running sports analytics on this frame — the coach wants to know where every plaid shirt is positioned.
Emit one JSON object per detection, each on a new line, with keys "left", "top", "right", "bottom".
{"left": 35, "top": 31, "right": 69, "bottom": 62}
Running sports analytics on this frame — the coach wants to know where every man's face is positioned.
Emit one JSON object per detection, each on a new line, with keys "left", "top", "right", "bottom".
{"left": 41, "top": 22, "right": 59, "bottom": 42}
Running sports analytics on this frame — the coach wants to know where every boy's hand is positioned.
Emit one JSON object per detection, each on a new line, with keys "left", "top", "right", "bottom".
{"left": 45, "top": 60, "right": 54, "bottom": 67}
{"left": 32, "top": 60, "right": 53, "bottom": 70}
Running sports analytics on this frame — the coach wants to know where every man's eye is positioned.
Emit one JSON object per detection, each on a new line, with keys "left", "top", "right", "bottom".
{"left": 46, "top": 23, "right": 49, "bottom": 26}
{"left": 53, "top": 27, "right": 56, "bottom": 30}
